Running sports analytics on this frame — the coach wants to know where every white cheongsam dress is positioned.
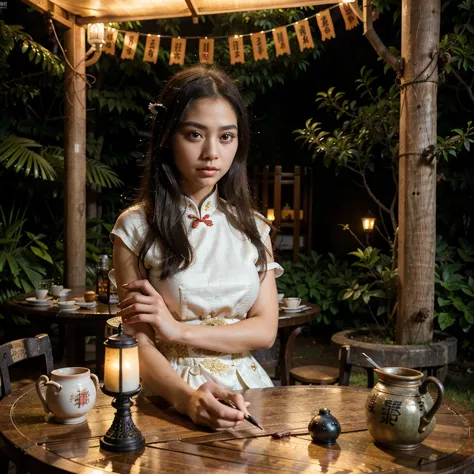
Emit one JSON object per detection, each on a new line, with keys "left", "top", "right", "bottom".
{"left": 111, "top": 187, "right": 283, "bottom": 393}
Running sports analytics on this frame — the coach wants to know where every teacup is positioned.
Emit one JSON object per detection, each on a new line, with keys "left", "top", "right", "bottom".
{"left": 83, "top": 291, "right": 96, "bottom": 302}
{"left": 50, "top": 285, "right": 64, "bottom": 298}
{"left": 283, "top": 297, "right": 301, "bottom": 309}
{"left": 58, "top": 300, "right": 76, "bottom": 310}
{"left": 35, "top": 289, "right": 48, "bottom": 300}
{"left": 278, "top": 293, "right": 284, "bottom": 303}
{"left": 36, "top": 367, "right": 99, "bottom": 424}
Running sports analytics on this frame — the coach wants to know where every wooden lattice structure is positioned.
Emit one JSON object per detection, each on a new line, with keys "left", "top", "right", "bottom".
{"left": 252, "top": 166, "right": 313, "bottom": 262}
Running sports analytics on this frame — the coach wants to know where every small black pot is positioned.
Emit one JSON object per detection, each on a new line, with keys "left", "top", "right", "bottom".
{"left": 308, "top": 408, "right": 341, "bottom": 445}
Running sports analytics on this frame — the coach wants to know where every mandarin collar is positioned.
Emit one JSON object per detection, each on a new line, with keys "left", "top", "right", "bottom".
{"left": 182, "top": 186, "right": 219, "bottom": 218}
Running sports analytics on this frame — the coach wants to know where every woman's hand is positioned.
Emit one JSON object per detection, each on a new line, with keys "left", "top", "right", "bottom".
{"left": 178, "top": 381, "right": 250, "bottom": 430}
{"left": 117, "top": 279, "right": 182, "bottom": 342}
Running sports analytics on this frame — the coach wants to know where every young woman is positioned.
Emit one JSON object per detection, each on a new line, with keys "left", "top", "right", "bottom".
{"left": 111, "top": 65, "right": 283, "bottom": 430}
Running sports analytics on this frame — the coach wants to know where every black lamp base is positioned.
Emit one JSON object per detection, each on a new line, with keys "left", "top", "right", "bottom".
{"left": 100, "top": 386, "right": 145, "bottom": 452}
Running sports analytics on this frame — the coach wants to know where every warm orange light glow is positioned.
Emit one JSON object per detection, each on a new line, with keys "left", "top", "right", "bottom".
{"left": 362, "top": 216, "right": 376, "bottom": 232}
{"left": 104, "top": 345, "right": 140, "bottom": 393}
{"left": 267, "top": 209, "right": 275, "bottom": 222}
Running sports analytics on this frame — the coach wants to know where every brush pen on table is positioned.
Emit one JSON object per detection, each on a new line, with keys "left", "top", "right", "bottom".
{"left": 220, "top": 399, "right": 264, "bottom": 430}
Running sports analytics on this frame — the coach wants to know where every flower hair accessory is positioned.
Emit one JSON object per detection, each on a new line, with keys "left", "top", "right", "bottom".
{"left": 148, "top": 102, "right": 167, "bottom": 116}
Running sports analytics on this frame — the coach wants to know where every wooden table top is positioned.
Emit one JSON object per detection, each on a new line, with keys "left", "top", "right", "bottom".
{"left": 8, "top": 291, "right": 117, "bottom": 321}
{"left": 1, "top": 384, "right": 473, "bottom": 473}
{"left": 8, "top": 293, "right": 318, "bottom": 325}
{"left": 104, "top": 303, "right": 320, "bottom": 329}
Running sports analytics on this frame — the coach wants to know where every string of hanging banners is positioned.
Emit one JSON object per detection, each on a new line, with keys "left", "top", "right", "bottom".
{"left": 102, "top": 3, "right": 377, "bottom": 66}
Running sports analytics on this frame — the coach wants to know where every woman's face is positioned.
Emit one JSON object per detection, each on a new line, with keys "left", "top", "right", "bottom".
{"left": 171, "top": 97, "right": 239, "bottom": 202}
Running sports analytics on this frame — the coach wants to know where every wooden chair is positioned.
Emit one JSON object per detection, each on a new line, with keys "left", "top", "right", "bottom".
{"left": 0, "top": 333, "right": 54, "bottom": 399}
{"left": 252, "top": 165, "right": 313, "bottom": 262}
{"left": 285, "top": 327, "right": 340, "bottom": 385}
{"left": 0, "top": 333, "right": 54, "bottom": 474}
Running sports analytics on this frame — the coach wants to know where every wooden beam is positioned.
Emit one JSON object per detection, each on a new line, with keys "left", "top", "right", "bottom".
{"left": 21, "top": 0, "right": 73, "bottom": 28}
{"left": 184, "top": 0, "right": 201, "bottom": 17}
{"left": 76, "top": 0, "right": 340, "bottom": 24}
{"left": 64, "top": 17, "right": 87, "bottom": 288}
{"left": 77, "top": 13, "right": 192, "bottom": 25}
{"left": 397, "top": 0, "right": 440, "bottom": 344}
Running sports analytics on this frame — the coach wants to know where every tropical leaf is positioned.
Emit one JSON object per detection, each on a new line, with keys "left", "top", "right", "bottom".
{"left": 0, "top": 205, "right": 52, "bottom": 293}
{"left": 0, "top": 287, "right": 20, "bottom": 305}
{"left": 0, "top": 21, "right": 15, "bottom": 75}
{"left": 15, "top": 254, "right": 47, "bottom": 291}
{"left": 0, "top": 136, "right": 57, "bottom": 180}
{"left": 86, "top": 159, "right": 123, "bottom": 188}
{"left": 10, "top": 23, "right": 64, "bottom": 77}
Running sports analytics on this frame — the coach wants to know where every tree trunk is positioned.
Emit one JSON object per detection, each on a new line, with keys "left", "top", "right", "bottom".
{"left": 397, "top": 0, "right": 440, "bottom": 344}
{"left": 64, "top": 18, "right": 86, "bottom": 288}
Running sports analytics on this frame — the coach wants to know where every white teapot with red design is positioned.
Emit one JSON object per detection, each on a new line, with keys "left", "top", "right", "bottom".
{"left": 36, "top": 367, "right": 99, "bottom": 424}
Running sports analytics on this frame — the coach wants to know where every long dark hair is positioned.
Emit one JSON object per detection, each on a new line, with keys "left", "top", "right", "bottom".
{"left": 137, "top": 65, "right": 268, "bottom": 279}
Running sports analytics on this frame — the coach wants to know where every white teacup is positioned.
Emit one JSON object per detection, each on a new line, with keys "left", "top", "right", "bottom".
{"left": 283, "top": 297, "right": 301, "bottom": 309}
{"left": 58, "top": 300, "right": 76, "bottom": 310}
{"left": 36, "top": 367, "right": 99, "bottom": 424}
{"left": 50, "top": 285, "right": 64, "bottom": 298}
{"left": 278, "top": 293, "right": 284, "bottom": 303}
{"left": 35, "top": 289, "right": 48, "bottom": 300}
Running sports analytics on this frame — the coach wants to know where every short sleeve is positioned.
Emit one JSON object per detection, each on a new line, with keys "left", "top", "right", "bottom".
{"left": 110, "top": 205, "right": 148, "bottom": 257}
{"left": 254, "top": 213, "right": 284, "bottom": 278}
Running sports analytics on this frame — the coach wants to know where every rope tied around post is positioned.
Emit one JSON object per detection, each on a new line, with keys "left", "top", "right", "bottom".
{"left": 398, "top": 145, "right": 436, "bottom": 164}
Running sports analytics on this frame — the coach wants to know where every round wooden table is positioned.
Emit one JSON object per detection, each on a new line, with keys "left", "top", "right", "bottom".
{"left": 0, "top": 385, "right": 472, "bottom": 473}
{"left": 7, "top": 290, "right": 117, "bottom": 379}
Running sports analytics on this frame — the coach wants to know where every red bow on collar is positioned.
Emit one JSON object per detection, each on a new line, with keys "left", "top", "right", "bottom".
{"left": 188, "top": 214, "right": 214, "bottom": 229}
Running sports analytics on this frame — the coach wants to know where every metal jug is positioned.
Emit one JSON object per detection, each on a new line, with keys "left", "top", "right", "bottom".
{"left": 365, "top": 367, "right": 444, "bottom": 450}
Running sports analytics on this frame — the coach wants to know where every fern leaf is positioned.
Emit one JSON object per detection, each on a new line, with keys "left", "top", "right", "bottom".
{"left": 86, "top": 159, "right": 123, "bottom": 188}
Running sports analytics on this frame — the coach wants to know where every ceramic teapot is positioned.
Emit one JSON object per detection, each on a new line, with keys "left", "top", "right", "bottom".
{"left": 36, "top": 367, "right": 99, "bottom": 424}
{"left": 365, "top": 367, "right": 444, "bottom": 450}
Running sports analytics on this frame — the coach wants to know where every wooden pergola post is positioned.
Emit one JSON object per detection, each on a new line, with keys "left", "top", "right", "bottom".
{"left": 63, "top": 18, "right": 87, "bottom": 288}
{"left": 397, "top": 0, "right": 440, "bottom": 344}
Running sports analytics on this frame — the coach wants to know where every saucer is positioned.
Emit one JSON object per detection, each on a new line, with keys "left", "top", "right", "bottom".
{"left": 281, "top": 305, "right": 307, "bottom": 312}
{"left": 57, "top": 300, "right": 77, "bottom": 310}
{"left": 57, "top": 306, "right": 79, "bottom": 312}
{"left": 25, "top": 297, "right": 53, "bottom": 306}
{"left": 73, "top": 298, "right": 97, "bottom": 308}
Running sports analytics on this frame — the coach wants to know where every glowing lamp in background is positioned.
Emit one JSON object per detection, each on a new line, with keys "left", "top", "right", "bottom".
{"left": 267, "top": 208, "right": 275, "bottom": 222}
{"left": 362, "top": 215, "right": 376, "bottom": 232}
{"left": 87, "top": 23, "right": 105, "bottom": 47}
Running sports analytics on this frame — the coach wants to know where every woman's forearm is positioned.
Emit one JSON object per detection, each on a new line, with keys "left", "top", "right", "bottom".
{"left": 136, "top": 334, "right": 193, "bottom": 414}
{"left": 177, "top": 314, "right": 278, "bottom": 354}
